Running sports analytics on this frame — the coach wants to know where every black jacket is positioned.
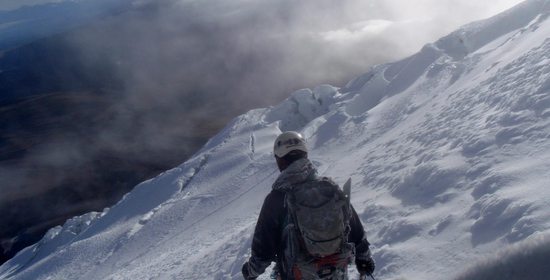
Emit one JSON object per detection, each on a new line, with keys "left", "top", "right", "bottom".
{"left": 247, "top": 159, "right": 371, "bottom": 278}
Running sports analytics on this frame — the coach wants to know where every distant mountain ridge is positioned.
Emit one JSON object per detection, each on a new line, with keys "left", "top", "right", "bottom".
{"left": 0, "top": 0, "right": 137, "bottom": 51}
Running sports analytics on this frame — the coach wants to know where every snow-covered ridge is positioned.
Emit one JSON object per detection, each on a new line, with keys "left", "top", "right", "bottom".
{"left": 1, "top": 0, "right": 550, "bottom": 279}
{"left": 343, "top": 0, "right": 549, "bottom": 114}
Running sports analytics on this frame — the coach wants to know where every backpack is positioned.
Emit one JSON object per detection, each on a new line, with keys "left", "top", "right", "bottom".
{"left": 281, "top": 177, "right": 353, "bottom": 280}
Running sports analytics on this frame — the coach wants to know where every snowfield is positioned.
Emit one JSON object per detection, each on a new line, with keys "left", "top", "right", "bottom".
{"left": 2, "top": 0, "right": 550, "bottom": 279}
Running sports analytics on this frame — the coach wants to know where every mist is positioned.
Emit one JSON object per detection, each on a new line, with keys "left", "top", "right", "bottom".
{"left": 0, "top": 0, "right": 524, "bottom": 263}
{"left": 65, "top": 0, "right": 525, "bottom": 113}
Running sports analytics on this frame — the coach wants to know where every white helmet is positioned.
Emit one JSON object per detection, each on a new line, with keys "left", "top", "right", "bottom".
{"left": 273, "top": 131, "right": 308, "bottom": 158}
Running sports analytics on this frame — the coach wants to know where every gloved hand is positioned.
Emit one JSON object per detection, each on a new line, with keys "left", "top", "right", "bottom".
{"left": 242, "top": 262, "right": 258, "bottom": 280}
{"left": 356, "top": 256, "right": 375, "bottom": 276}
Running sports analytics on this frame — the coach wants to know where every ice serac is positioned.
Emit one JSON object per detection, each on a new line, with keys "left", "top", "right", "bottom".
{"left": 1, "top": 1, "right": 550, "bottom": 279}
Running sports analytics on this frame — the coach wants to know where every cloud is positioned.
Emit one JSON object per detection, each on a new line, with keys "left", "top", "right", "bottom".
{"left": 320, "top": 20, "right": 395, "bottom": 43}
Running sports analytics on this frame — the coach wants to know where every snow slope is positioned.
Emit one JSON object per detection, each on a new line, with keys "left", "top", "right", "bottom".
{"left": 455, "top": 234, "right": 550, "bottom": 280}
{"left": 2, "top": 0, "right": 550, "bottom": 279}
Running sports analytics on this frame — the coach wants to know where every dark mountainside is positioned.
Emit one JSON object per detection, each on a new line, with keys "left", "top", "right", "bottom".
{"left": 0, "top": 91, "right": 219, "bottom": 264}
{"left": 0, "top": 4, "right": 237, "bottom": 263}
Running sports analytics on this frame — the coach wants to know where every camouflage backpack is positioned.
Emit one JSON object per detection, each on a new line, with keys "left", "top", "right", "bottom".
{"left": 282, "top": 177, "right": 353, "bottom": 279}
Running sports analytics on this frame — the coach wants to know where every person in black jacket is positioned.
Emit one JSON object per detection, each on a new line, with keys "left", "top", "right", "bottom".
{"left": 242, "top": 131, "right": 375, "bottom": 280}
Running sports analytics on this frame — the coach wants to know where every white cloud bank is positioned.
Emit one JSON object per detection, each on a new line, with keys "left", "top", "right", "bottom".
{"left": 315, "top": 0, "right": 525, "bottom": 58}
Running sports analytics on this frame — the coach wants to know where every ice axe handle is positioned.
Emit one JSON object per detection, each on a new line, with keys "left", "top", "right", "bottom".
{"left": 343, "top": 178, "right": 351, "bottom": 203}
